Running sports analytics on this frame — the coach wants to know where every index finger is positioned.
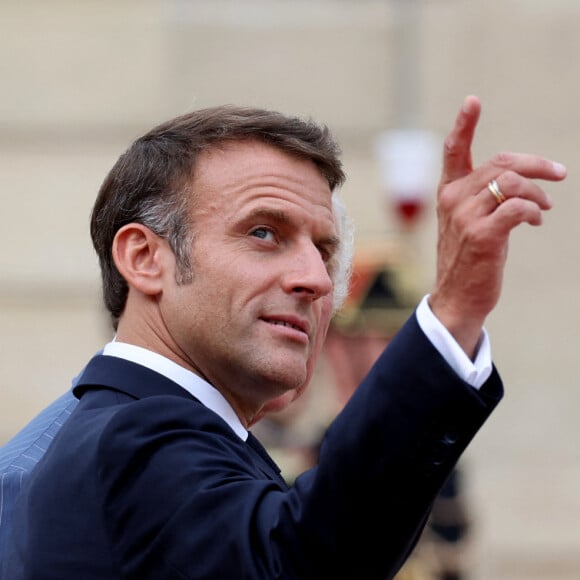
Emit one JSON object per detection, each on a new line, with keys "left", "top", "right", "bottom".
{"left": 441, "top": 95, "right": 482, "bottom": 185}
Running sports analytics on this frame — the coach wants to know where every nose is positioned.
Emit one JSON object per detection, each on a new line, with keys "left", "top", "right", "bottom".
{"left": 283, "top": 243, "right": 333, "bottom": 301}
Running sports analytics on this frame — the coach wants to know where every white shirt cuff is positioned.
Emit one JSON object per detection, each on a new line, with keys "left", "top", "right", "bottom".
{"left": 415, "top": 295, "right": 493, "bottom": 390}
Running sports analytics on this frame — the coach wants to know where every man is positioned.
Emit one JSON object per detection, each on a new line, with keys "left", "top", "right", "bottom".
{"left": 3, "top": 96, "right": 566, "bottom": 579}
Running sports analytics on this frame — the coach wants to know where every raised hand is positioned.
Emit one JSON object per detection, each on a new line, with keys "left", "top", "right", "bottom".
{"left": 429, "top": 95, "right": 567, "bottom": 358}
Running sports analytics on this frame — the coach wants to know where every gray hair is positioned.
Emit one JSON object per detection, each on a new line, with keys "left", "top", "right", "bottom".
{"left": 331, "top": 193, "right": 355, "bottom": 312}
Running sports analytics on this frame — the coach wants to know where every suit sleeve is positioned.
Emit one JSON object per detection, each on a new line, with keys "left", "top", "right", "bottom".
{"left": 284, "top": 312, "right": 502, "bottom": 578}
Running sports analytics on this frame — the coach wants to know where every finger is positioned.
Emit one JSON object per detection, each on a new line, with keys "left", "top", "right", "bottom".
{"left": 480, "top": 172, "right": 554, "bottom": 214}
{"left": 441, "top": 95, "right": 482, "bottom": 185}
{"left": 487, "top": 196, "right": 545, "bottom": 228}
{"left": 477, "top": 152, "right": 567, "bottom": 183}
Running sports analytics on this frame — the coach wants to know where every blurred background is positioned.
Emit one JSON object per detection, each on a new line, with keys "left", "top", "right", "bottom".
{"left": 1, "top": 0, "right": 579, "bottom": 577}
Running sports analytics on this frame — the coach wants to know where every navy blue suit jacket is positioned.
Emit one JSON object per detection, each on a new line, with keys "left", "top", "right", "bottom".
{"left": 3, "top": 314, "right": 502, "bottom": 579}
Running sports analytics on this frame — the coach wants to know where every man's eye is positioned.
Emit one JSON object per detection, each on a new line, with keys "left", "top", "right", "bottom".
{"left": 250, "top": 227, "right": 276, "bottom": 242}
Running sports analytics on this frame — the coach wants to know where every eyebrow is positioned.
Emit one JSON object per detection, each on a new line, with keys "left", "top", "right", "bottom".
{"left": 249, "top": 207, "right": 292, "bottom": 226}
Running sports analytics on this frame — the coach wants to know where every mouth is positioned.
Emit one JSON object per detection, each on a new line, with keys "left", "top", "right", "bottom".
{"left": 261, "top": 315, "right": 310, "bottom": 339}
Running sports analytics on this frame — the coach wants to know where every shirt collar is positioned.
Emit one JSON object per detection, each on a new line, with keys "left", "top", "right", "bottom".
{"left": 102, "top": 341, "right": 248, "bottom": 441}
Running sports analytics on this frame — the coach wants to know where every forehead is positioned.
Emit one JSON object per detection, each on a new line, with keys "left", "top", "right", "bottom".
{"left": 191, "top": 139, "right": 335, "bottom": 225}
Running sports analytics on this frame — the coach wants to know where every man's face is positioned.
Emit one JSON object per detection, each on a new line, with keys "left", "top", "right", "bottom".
{"left": 161, "top": 140, "right": 338, "bottom": 419}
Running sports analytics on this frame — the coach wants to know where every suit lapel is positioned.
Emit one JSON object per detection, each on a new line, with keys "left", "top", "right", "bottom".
{"left": 246, "top": 432, "right": 288, "bottom": 488}
{"left": 73, "top": 354, "right": 197, "bottom": 402}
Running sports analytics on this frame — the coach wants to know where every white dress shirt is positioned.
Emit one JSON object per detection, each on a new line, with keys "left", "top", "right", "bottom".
{"left": 415, "top": 295, "right": 492, "bottom": 390}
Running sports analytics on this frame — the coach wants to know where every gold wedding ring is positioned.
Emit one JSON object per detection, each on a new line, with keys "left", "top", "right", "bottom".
{"left": 487, "top": 179, "right": 506, "bottom": 205}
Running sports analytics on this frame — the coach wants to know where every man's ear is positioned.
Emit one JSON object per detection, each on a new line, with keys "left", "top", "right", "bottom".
{"left": 112, "top": 223, "right": 170, "bottom": 296}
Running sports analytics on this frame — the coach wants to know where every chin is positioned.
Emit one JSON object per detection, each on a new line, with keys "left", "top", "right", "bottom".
{"left": 264, "top": 391, "right": 295, "bottom": 413}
